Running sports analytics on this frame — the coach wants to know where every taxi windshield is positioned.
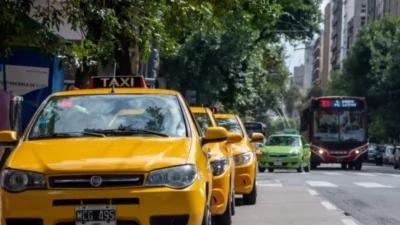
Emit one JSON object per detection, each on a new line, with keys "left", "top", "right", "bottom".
{"left": 28, "top": 94, "right": 187, "bottom": 139}
{"left": 193, "top": 113, "right": 212, "bottom": 134}
{"left": 267, "top": 136, "right": 300, "bottom": 147}
{"left": 215, "top": 117, "right": 243, "bottom": 135}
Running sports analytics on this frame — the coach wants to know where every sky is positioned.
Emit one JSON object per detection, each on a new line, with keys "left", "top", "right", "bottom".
{"left": 284, "top": 0, "right": 330, "bottom": 74}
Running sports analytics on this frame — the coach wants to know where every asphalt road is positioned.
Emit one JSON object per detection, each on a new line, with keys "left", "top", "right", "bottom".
{"left": 232, "top": 163, "right": 400, "bottom": 225}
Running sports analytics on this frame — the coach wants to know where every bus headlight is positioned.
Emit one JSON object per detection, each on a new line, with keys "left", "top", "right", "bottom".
{"left": 355, "top": 149, "right": 360, "bottom": 154}
{"left": 318, "top": 149, "right": 324, "bottom": 154}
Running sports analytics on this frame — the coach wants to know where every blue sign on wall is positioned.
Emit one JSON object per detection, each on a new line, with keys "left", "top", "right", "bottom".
{"left": 0, "top": 49, "right": 65, "bottom": 131}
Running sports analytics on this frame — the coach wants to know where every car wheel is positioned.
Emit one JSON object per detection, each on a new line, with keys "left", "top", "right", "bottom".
{"left": 213, "top": 187, "right": 232, "bottom": 225}
{"left": 297, "top": 161, "right": 304, "bottom": 173}
{"left": 243, "top": 178, "right": 257, "bottom": 205}
{"left": 201, "top": 200, "right": 212, "bottom": 225}
{"left": 394, "top": 163, "right": 399, "bottom": 169}
{"left": 231, "top": 187, "right": 235, "bottom": 216}
{"left": 268, "top": 168, "right": 274, "bottom": 173}
{"left": 258, "top": 165, "right": 266, "bottom": 173}
{"left": 304, "top": 161, "right": 310, "bottom": 172}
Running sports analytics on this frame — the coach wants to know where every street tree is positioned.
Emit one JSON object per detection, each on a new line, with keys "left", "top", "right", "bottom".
{"left": 336, "top": 15, "right": 400, "bottom": 139}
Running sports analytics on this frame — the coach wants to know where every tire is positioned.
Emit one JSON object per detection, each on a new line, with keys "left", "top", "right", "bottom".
{"left": 231, "top": 187, "right": 235, "bottom": 216}
{"left": 297, "top": 160, "right": 304, "bottom": 173}
{"left": 311, "top": 163, "right": 317, "bottom": 169}
{"left": 258, "top": 166, "right": 266, "bottom": 173}
{"left": 355, "top": 160, "right": 362, "bottom": 171}
{"left": 213, "top": 188, "right": 232, "bottom": 225}
{"left": 341, "top": 163, "right": 347, "bottom": 170}
{"left": 243, "top": 179, "right": 257, "bottom": 205}
{"left": 201, "top": 200, "right": 212, "bottom": 225}
{"left": 268, "top": 168, "right": 274, "bottom": 173}
{"left": 304, "top": 161, "right": 310, "bottom": 172}
{"left": 394, "top": 163, "right": 398, "bottom": 169}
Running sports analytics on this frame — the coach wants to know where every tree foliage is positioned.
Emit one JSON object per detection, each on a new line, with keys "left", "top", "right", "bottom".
{"left": 266, "top": 117, "right": 298, "bottom": 136}
{"left": 280, "top": 85, "right": 303, "bottom": 118}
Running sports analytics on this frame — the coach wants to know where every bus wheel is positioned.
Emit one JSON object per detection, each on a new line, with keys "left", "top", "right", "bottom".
{"left": 355, "top": 160, "right": 362, "bottom": 170}
{"left": 341, "top": 163, "right": 347, "bottom": 170}
{"left": 311, "top": 163, "right": 317, "bottom": 169}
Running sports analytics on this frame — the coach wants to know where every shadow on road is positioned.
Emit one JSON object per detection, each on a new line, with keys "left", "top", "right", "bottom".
{"left": 235, "top": 197, "right": 244, "bottom": 206}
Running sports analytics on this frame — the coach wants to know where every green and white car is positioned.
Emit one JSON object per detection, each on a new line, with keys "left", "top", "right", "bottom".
{"left": 258, "top": 134, "right": 311, "bottom": 173}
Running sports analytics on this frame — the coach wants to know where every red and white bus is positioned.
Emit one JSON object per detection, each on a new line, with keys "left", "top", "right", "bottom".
{"left": 299, "top": 96, "right": 369, "bottom": 170}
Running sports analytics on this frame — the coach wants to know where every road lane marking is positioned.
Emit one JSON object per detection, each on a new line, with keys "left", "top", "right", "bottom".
{"left": 323, "top": 172, "right": 343, "bottom": 175}
{"left": 321, "top": 201, "right": 337, "bottom": 210}
{"left": 257, "top": 183, "right": 283, "bottom": 187}
{"left": 306, "top": 181, "right": 338, "bottom": 187}
{"left": 308, "top": 189, "right": 318, "bottom": 195}
{"left": 342, "top": 219, "right": 358, "bottom": 225}
{"left": 353, "top": 172, "right": 374, "bottom": 176}
{"left": 353, "top": 182, "right": 393, "bottom": 188}
{"left": 388, "top": 174, "right": 400, "bottom": 177}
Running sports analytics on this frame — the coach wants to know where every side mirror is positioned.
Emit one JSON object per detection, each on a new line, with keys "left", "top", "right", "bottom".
{"left": 0, "top": 130, "right": 18, "bottom": 147}
{"left": 202, "top": 127, "right": 228, "bottom": 146}
{"left": 303, "top": 144, "right": 310, "bottom": 148}
{"left": 256, "top": 150, "right": 262, "bottom": 156}
{"left": 226, "top": 132, "right": 243, "bottom": 144}
{"left": 250, "top": 132, "right": 264, "bottom": 143}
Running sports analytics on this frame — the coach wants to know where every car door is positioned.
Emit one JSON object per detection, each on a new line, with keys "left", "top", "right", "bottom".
{"left": 301, "top": 136, "right": 311, "bottom": 161}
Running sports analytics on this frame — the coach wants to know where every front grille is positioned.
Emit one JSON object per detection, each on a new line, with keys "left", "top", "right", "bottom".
{"left": 53, "top": 198, "right": 140, "bottom": 206}
{"left": 48, "top": 174, "right": 144, "bottom": 188}
{"left": 6, "top": 219, "right": 43, "bottom": 225}
{"left": 269, "top": 153, "right": 288, "bottom": 157}
{"left": 150, "top": 215, "right": 189, "bottom": 225}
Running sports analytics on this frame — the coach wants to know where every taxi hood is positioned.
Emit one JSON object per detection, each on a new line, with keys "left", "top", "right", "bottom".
{"left": 264, "top": 146, "right": 301, "bottom": 153}
{"left": 8, "top": 138, "right": 192, "bottom": 174}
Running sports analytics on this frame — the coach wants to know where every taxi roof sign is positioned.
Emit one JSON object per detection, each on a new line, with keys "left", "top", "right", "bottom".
{"left": 283, "top": 129, "right": 298, "bottom": 134}
{"left": 89, "top": 76, "right": 147, "bottom": 89}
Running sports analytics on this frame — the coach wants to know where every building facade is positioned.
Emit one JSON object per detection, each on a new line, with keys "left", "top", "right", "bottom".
{"left": 303, "top": 44, "right": 314, "bottom": 95}
{"left": 322, "top": 2, "right": 332, "bottom": 91}
{"left": 331, "top": 0, "right": 344, "bottom": 71}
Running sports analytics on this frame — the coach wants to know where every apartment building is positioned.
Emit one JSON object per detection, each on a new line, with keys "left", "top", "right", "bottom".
{"left": 303, "top": 44, "right": 314, "bottom": 94}
{"left": 331, "top": 0, "right": 344, "bottom": 71}
{"left": 384, "top": 0, "right": 400, "bottom": 16}
{"left": 321, "top": 2, "right": 332, "bottom": 91}
{"left": 312, "top": 36, "right": 324, "bottom": 88}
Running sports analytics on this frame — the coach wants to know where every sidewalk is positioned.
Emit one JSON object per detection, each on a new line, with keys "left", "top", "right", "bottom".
{"left": 233, "top": 186, "right": 361, "bottom": 225}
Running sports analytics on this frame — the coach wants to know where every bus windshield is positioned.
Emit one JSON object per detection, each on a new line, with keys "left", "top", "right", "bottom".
{"left": 313, "top": 109, "right": 365, "bottom": 142}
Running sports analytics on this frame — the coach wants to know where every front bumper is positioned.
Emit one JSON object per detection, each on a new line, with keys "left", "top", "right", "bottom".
{"left": 210, "top": 169, "right": 231, "bottom": 215}
{"left": 2, "top": 179, "right": 206, "bottom": 225}
{"left": 311, "top": 148, "right": 367, "bottom": 163}
{"left": 258, "top": 155, "right": 301, "bottom": 169}
{"left": 234, "top": 161, "right": 256, "bottom": 195}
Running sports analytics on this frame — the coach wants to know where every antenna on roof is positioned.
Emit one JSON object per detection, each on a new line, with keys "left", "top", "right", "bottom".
{"left": 111, "top": 62, "right": 116, "bottom": 93}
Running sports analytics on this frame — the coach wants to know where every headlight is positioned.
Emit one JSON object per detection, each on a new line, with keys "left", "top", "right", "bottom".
{"left": 234, "top": 152, "right": 253, "bottom": 166}
{"left": 1, "top": 169, "right": 46, "bottom": 193}
{"left": 145, "top": 165, "right": 197, "bottom": 189}
{"left": 290, "top": 151, "right": 300, "bottom": 157}
{"left": 210, "top": 158, "right": 228, "bottom": 176}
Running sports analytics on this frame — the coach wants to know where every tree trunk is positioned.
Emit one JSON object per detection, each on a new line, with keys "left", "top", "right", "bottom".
{"left": 115, "top": 33, "right": 132, "bottom": 75}
{"left": 74, "top": 68, "right": 91, "bottom": 89}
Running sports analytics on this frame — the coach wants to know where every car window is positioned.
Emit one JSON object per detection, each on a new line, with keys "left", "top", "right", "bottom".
{"left": 267, "top": 136, "right": 300, "bottom": 147}
{"left": 193, "top": 113, "right": 212, "bottom": 135}
{"left": 29, "top": 94, "right": 187, "bottom": 138}
{"left": 215, "top": 117, "right": 243, "bottom": 136}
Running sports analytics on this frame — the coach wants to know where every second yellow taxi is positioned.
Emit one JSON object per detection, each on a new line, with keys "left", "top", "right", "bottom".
{"left": 215, "top": 113, "right": 264, "bottom": 205}
{"left": 191, "top": 106, "right": 240, "bottom": 225}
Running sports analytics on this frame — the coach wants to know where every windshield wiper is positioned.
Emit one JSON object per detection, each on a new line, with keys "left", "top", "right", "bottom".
{"left": 30, "top": 132, "right": 105, "bottom": 140}
{"left": 84, "top": 128, "right": 169, "bottom": 137}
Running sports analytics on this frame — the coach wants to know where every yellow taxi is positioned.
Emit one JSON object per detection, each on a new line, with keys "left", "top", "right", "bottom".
{"left": 214, "top": 114, "right": 264, "bottom": 205}
{"left": 0, "top": 76, "right": 229, "bottom": 225}
{"left": 191, "top": 107, "right": 241, "bottom": 225}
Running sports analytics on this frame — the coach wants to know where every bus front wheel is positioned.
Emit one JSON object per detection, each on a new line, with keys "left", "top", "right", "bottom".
{"left": 311, "top": 163, "right": 317, "bottom": 169}
{"left": 354, "top": 160, "right": 363, "bottom": 170}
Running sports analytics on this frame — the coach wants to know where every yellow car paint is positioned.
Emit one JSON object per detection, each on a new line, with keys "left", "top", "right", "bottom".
{"left": 0, "top": 84, "right": 228, "bottom": 225}
{"left": 191, "top": 107, "right": 235, "bottom": 217}
{"left": 215, "top": 114, "right": 264, "bottom": 205}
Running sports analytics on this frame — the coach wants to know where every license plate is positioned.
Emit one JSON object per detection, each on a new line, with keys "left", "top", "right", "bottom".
{"left": 75, "top": 206, "right": 116, "bottom": 225}
{"left": 274, "top": 160, "right": 282, "bottom": 166}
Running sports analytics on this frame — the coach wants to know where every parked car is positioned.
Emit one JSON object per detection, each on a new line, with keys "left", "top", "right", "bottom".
{"left": 393, "top": 146, "right": 400, "bottom": 169}
{"left": 375, "top": 145, "right": 385, "bottom": 166}
{"left": 367, "top": 143, "right": 378, "bottom": 162}
{"left": 383, "top": 145, "right": 395, "bottom": 165}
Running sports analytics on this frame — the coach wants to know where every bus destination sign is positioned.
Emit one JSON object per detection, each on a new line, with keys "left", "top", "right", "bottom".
{"left": 319, "top": 99, "right": 359, "bottom": 108}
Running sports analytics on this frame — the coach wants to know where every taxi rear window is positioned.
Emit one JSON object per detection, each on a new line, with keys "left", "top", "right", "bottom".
{"left": 193, "top": 113, "right": 212, "bottom": 134}
{"left": 215, "top": 117, "right": 243, "bottom": 135}
{"left": 29, "top": 94, "right": 187, "bottom": 138}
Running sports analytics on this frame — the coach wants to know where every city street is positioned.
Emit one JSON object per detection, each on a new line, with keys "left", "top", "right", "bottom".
{"left": 233, "top": 163, "right": 400, "bottom": 225}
